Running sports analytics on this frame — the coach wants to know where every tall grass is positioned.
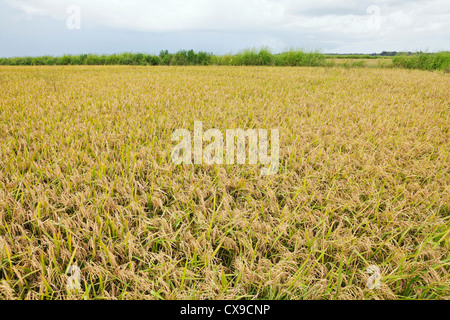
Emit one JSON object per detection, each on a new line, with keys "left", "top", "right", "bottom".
{"left": 0, "top": 49, "right": 327, "bottom": 67}
{"left": 0, "top": 51, "right": 213, "bottom": 67}
{"left": 392, "top": 52, "right": 450, "bottom": 71}
{"left": 1, "top": 50, "right": 449, "bottom": 71}
{"left": 274, "top": 50, "right": 326, "bottom": 66}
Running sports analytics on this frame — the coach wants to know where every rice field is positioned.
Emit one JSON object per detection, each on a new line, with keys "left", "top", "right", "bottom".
{"left": 0, "top": 65, "right": 449, "bottom": 299}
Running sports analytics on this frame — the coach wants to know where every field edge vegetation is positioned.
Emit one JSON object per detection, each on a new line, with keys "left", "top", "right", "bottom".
{"left": 1, "top": 49, "right": 449, "bottom": 71}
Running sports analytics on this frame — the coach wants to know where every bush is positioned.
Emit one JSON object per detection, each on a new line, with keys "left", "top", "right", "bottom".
{"left": 351, "top": 60, "right": 367, "bottom": 68}
{"left": 146, "top": 55, "right": 161, "bottom": 66}
{"left": 56, "top": 55, "right": 71, "bottom": 65}
{"left": 196, "top": 52, "right": 212, "bottom": 65}
{"left": 275, "top": 50, "right": 326, "bottom": 67}
{"left": 119, "top": 53, "right": 134, "bottom": 65}
{"left": 106, "top": 54, "right": 120, "bottom": 65}
{"left": 257, "top": 48, "right": 274, "bottom": 66}
{"left": 393, "top": 52, "right": 450, "bottom": 71}
{"left": 171, "top": 50, "right": 188, "bottom": 65}
{"left": 85, "top": 54, "right": 101, "bottom": 65}
{"left": 42, "top": 56, "right": 56, "bottom": 65}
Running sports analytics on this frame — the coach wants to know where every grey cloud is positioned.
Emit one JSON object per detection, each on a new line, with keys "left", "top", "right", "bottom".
{"left": 0, "top": 0, "right": 448, "bottom": 57}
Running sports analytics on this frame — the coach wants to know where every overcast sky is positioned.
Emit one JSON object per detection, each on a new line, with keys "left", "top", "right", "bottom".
{"left": 1, "top": 0, "right": 449, "bottom": 57}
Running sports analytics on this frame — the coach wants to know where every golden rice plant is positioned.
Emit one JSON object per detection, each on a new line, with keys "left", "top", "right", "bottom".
{"left": 0, "top": 65, "right": 449, "bottom": 299}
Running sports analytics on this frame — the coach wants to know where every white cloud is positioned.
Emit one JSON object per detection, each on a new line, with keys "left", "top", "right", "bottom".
{"left": 5, "top": 0, "right": 448, "bottom": 33}
{"left": 2, "top": 0, "right": 449, "bottom": 54}
{"left": 6, "top": 0, "right": 288, "bottom": 32}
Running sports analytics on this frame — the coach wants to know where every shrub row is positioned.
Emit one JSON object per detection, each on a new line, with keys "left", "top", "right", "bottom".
{"left": 1, "top": 50, "right": 448, "bottom": 70}
{"left": 0, "top": 49, "right": 327, "bottom": 67}
{"left": 392, "top": 52, "right": 450, "bottom": 71}
{"left": 0, "top": 51, "right": 213, "bottom": 66}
